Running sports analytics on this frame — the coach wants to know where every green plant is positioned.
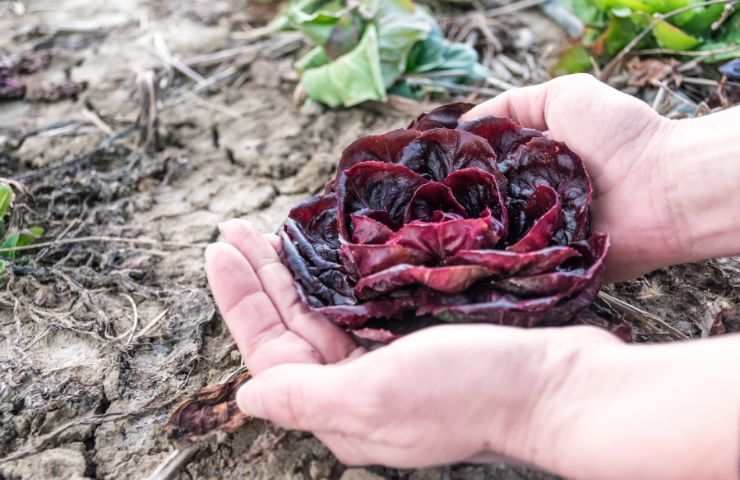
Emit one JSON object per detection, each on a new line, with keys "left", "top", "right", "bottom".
{"left": 556, "top": 0, "right": 740, "bottom": 73}
{"left": 277, "top": 0, "right": 487, "bottom": 107}
{"left": 0, "top": 183, "right": 43, "bottom": 273}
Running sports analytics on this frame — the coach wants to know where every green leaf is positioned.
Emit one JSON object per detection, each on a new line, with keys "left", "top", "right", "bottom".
{"left": 296, "top": 46, "right": 331, "bottom": 72}
{"left": 552, "top": 45, "right": 594, "bottom": 75}
{"left": 406, "top": 27, "right": 483, "bottom": 79}
{"left": 653, "top": 20, "right": 701, "bottom": 49}
{"left": 301, "top": 24, "right": 386, "bottom": 107}
{"left": 595, "top": 15, "right": 642, "bottom": 56}
{"left": 0, "top": 226, "right": 43, "bottom": 260}
{"left": 671, "top": 2, "right": 725, "bottom": 35}
{"left": 374, "top": 0, "right": 433, "bottom": 87}
{"left": 0, "top": 183, "right": 13, "bottom": 219}
{"left": 561, "top": 0, "right": 606, "bottom": 24}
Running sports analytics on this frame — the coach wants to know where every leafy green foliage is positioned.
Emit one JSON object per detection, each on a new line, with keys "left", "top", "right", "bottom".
{"left": 282, "top": 0, "right": 486, "bottom": 107}
{"left": 301, "top": 25, "right": 387, "bottom": 107}
{"left": 552, "top": 45, "right": 595, "bottom": 74}
{"left": 556, "top": 0, "right": 740, "bottom": 74}
{"left": 0, "top": 183, "right": 43, "bottom": 272}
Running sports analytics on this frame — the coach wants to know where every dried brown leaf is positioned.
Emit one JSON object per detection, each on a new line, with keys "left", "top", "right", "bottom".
{"left": 164, "top": 370, "right": 251, "bottom": 446}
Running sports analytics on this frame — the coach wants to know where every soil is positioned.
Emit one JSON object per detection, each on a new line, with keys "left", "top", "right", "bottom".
{"left": 0, "top": 1, "right": 738, "bottom": 480}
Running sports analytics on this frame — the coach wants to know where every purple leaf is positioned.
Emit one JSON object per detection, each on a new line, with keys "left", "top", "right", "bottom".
{"left": 280, "top": 103, "right": 617, "bottom": 345}
{"left": 408, "top": 102, "right": 474, "bottom": 130}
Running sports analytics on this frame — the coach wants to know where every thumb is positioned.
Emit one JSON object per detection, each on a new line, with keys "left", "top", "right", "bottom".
{"left": 460, "top": 81, "right": 550, "bottom": 130}
{"left": 237, "top": 363, "right": 361, "bottom": 433}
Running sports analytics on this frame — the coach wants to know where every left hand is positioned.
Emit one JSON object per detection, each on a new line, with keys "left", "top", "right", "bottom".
{"left": 205, "top": 219, "right": 619, "bottom": 468}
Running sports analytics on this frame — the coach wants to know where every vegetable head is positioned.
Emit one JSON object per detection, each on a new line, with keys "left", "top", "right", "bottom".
{"left": 280, "top": 103, "right": 609, "bottom": 345}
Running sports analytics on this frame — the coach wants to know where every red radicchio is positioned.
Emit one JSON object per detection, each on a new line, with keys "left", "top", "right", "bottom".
{"left": 280, "top": 103, "right": 611, "bottom": 346}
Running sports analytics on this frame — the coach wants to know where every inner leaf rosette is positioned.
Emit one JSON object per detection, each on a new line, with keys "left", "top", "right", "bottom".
{"left": 280, "top": 103, "right": 610, "bottom": 346}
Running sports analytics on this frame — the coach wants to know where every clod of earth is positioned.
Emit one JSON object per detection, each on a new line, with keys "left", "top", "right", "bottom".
{"left": 280, "top": 102, "right": 615, "bottom": 346}
{"left": 165, "top": 371, "right": 251, "bottom": 446}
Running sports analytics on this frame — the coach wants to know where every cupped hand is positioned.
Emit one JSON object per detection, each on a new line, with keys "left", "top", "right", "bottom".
{"left": 205, "top": 219, "right": 621, "bottom": 468}
{"left": 462, "top": 74, "right": 678, "bottom": 282}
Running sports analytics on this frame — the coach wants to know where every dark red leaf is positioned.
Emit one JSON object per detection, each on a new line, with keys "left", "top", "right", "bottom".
{"left": 446, "top": 245, "right": 579, "bottom": 277}
{"left": 356, "top": 264, "right": 493, "bottom": 297}
{"left": 404, "top": 182, "right": 467, "bottom": 222}
{"left": 393, "top": 215, "right": 503, "bottom": 259}
{"left": 443, "top": 168, "right": 508, "bottom": 228}
{"left": 336, "top": 129, "right": 421, "bottom": 176}
{"left": 337, "top": 161, "right": 428, "bottom": 238}
{"left": 459, "top": 116, "right": 542, "bottom": 158}
{"left": 399, "top": 129, "right": 502, "bottom": 183}
{"left": 503, "top": 137, "right": 592, "bottom": 243}
{"left": 507, "top": 185, "right": 562, "bottom": 253}
{"left": 351, "top": 214, "right": 395, "bottom": 244}
{"left": 408, "top": 102, "right": 475, "bottom": 130}
{"left": 341, "top": 242, "right": 433, "bottom": 277}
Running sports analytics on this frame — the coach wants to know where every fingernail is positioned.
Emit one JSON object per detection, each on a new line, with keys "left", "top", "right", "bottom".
{"left": 237, "top": 381, "right": 266, "bottom": 419}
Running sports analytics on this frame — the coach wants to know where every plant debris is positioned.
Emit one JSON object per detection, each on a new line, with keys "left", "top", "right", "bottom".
{"left": 280, "top": 103, "right": 614, "bottom": 345}
{"left": 165, "top": 371, "right": 252, "bottom": 446}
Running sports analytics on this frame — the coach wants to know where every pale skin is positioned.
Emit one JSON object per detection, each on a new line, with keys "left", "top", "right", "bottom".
{"left": 205, "top": 74, "right": 740, "bottom": 480}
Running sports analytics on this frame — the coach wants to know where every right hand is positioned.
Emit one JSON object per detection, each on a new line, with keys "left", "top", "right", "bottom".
{"left": 461, "top": 74, "right": 678, "bottom": 282}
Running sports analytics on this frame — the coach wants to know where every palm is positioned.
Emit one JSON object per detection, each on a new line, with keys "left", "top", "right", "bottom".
{"left": 205, "top": 220, "right": 360, "bottom": 375}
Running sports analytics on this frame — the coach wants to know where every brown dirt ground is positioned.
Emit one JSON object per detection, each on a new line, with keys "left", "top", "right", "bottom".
{"left": 0, "top": 1, "right": 738, "bottom": 479}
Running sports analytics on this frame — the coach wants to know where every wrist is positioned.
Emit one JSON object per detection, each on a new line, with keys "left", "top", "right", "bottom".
{"left": 658, "top": 108, "right": 740, "bottom": 265}
{"left": 479, "top": 326, "right": 623, "bottom": 467}
{"left": 515, "top": 328, "right": 631, "bottom": 478}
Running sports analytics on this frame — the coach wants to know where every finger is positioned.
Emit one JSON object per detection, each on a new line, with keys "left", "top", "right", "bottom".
{"left": 237, "top": 362, "right": 370, "bottom": 434}
{"left": 263, "top": 233, "right": 280, "bottom": 251}
{"left": 205, "top": 243, "right": 322, "bottom": 373}
{"left": 461, "top": 82, "right": 550, "bottom": 129}
{"left": 219, "top": 220, "right": 356, "bottom": 363}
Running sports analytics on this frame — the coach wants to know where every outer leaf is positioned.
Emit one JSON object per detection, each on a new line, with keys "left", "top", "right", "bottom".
{"left": 302, "top": 24, "right": 386, "bottom": 107}
{"left": 408, "top": 102, "right": 474, "bottom": 130}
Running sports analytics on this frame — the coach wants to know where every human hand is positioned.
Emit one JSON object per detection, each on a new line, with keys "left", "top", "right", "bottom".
{"left": 462, "top": 74, "right": 677, "bottom": 282}
{"left": 205, "top": 219, "right": 620, "bottom": 468}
